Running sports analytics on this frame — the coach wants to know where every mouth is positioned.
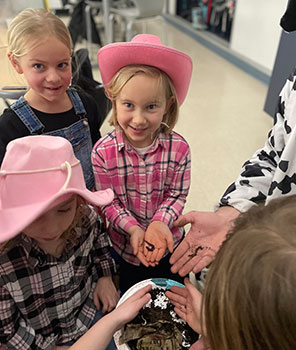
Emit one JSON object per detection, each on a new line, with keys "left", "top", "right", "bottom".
{"left": 129, "top": 125, "right": 147, "bottom": 133}
{"left": 45, "top": 86, "right": 62, "bottom": 92}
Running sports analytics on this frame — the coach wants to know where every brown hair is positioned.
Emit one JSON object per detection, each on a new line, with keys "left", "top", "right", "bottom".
{"left": 106, "top": 65, "right": 179, "bottom": 134}
{"left": 7, "top": 8, "right": 72, "bottom": 58}
{"left": 203, "top": 195, "right": 296, "bottom": 350}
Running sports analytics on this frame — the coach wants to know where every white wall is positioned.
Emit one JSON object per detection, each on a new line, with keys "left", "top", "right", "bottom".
{"left": 230, "top": 0, "right": 287, "bottom": 73}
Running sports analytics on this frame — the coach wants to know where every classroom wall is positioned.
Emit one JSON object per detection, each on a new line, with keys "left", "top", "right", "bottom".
{"left": 230, "top": 0, "right": 287, "bottom": 73}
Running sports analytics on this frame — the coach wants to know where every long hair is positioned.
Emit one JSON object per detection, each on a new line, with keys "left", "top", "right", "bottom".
{"left": 106, "top": 64, "right": 179, "bottom": 134}
{"left": 7, "top": 8, "right": 72, "bottom": 58}
{"left": 203, "top": 195, "right": 296, "bottom": 350}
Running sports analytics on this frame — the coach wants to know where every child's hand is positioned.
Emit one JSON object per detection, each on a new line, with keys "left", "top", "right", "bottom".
{"left": 128, "top": 225, "right": 151, "bottom": 267}
{"left": 165, "top": 277, "right": 204, "bottom": 334}
{"left": 144, "top": 221, "right": 174, "bottom": 264}
{"left": 113, "top": 284, "right": 152, "bottom": 329}
{"left": 93, "top": 276, "right": 120, "bottom": 314}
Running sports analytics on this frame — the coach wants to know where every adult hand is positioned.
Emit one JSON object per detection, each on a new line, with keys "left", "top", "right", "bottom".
{"left": 144, "top": 221, "right": 174, "bottom": 264}
{"left": 170, "top": 207, "right": 240, "bottom": 276}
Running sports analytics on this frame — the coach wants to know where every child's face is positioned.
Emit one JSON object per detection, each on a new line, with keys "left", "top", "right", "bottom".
{"left": 22, "top": 195, "right": 77, "bottom": 244}
{"left": 115, "top": 74, "right": 170, "bottom": 148}
{"left": 11, "top": 36, "right": 72, "bottom": 104}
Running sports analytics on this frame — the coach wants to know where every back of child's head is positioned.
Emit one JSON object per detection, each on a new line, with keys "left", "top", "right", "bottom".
{"left": 107, "top": 64, "right": 178, "bottom": 134}
{"left": 203, "top": 195, "right": 296, "bottom": 350}
{"left": 7, "top": 8, "right": 72, "bottom": 58}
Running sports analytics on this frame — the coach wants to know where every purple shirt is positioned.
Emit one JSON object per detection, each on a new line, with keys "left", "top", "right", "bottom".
{"left": 92, "top": 129, "right": 191, "bottom": 265}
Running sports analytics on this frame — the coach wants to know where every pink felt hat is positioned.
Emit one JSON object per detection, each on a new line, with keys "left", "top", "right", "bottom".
{"left": 0, "top": 135, "right": 114, "bottom": 243}
{"left": 97, "top": 34, "right": 193, "bottom": 105}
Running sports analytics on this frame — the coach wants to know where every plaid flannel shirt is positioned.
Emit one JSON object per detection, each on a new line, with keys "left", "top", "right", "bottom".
{"left": 0, "top": 206, "right": 116, "bottom": 350}
{"left": 92, "top": 129, "right": 191, "bottom": 265}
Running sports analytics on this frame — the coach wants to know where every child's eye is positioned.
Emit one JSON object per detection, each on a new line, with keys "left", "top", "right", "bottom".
{"left": 57, "top": 207, "right": 71, "bottom": 213}
{"left": 58, "top": 62, "right": 69, "bottom": 69}
{"left": 124, "top": 102, "right": 133, "bottom": 108}
{"left": 147, "top": 104, "right": 157, "bottom": 110}
{"left": 33, "top": 63, "right": 44, "bottom": 70}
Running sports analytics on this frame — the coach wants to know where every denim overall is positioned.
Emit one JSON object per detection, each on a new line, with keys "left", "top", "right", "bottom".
{"left": 11, "top": 88, "right": 95, "bottom": 190}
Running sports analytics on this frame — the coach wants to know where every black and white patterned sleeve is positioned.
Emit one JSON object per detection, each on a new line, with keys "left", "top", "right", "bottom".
{"left": 218, "top": 68, "right": 296, "bottom": 212}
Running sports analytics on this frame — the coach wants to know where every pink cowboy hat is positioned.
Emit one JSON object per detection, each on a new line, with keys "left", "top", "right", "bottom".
{"left": 0, "top": 135, "right": 114, "bottom": 243}
{"left": 97, "top": 34, "right": 193, "bottom": 105}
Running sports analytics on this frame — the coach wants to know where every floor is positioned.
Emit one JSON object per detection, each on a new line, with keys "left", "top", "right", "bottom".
{"left": 0, "top": 15, "right": 274, "bottom": 215}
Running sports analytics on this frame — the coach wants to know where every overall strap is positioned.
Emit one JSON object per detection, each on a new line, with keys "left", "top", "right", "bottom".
{"left": 67, "top": 88, "right": 86, "bottom": 117}
{"left": 11, "top": 96, "right": 45, "bottom": 134}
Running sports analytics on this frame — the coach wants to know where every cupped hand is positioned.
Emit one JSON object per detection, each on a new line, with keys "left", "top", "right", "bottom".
{"left": 128, "top": 225, "right": 151, "bottom": 267}
{"left": 144, "top": 221, "right": 174, "bottom": 264}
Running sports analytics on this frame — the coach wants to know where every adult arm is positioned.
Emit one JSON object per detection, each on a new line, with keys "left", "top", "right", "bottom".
{"left": 219, "top": 69, "right": 293, "bottom": 212}
{"left": 170, "top": 72, "right": 295, "bottom": 276}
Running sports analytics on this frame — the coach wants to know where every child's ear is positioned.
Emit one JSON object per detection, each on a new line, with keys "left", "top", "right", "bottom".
{"left": 105, "top": 90, "right": 113, "bottom": 101}
{"left": 8, "top": 53, "right": 23, "bottom": 74}
{"left": 165, "top": 96, "right": 175, "bottom": 113}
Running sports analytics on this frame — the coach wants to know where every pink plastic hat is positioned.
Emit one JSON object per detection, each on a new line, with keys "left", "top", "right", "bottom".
{"left": 0, "top": 135, "right": 114, "bottom": 243}
{"left": 97, "top": 34, "right": 193, "bottom": 105}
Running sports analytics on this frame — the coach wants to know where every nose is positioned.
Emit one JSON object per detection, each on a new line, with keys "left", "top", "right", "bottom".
{"left": 132, "top": 109, "right": 146, "bottom": 125}
{"left": 46, "top": 68, "right": 61, "bottom": 83}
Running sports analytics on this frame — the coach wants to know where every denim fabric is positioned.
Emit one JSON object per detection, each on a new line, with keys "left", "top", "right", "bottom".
{"left": 11, "top": 88, "right": 95, "bottom": 190}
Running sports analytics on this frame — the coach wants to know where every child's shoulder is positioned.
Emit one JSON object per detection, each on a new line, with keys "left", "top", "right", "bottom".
{"left": 0, "top": 239, "right": 25, "bottom": 268}
{"left": 161, "top": 131, "right": 190, "bottom": 149}
{"left": 93, "top": 129, "right": 118, "bottom": 150}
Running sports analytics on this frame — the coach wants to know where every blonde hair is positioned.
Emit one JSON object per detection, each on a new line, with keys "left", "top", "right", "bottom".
{"left": 7, "top": 8, "right": 72, "bottom": 58}
{"left": 203, "top": 195, "right": 296, "bottom": 350}
{"left": 106, "top": 65, "right": 179, "bottom": 134}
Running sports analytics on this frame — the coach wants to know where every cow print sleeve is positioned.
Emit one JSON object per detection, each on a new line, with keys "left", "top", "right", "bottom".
{"left": 217, "top": 68, "right": 296, "bottom": 213}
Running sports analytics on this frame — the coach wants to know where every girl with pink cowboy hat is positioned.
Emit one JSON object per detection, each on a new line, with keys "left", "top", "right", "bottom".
{"left": 92, "top": 34, "right": 193, "bottom": 293}
{"left": 0, "top": 135, "right": 118, "bottom": 350}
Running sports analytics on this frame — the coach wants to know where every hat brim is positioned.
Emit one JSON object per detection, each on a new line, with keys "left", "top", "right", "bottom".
{"left": 98, "top": 42, "right": 193, "bottom": 105}
{"left": 0, "top": 188, "right": 113, "bottom": 243}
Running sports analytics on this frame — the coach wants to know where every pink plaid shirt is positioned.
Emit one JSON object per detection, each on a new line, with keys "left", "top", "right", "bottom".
{"left": 92, "top": 129, "right": 191, "bottom": 265}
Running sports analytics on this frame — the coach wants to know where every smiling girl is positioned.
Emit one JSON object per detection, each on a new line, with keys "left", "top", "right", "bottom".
{"left": 0, "top": 8, "right": 102, "bottom": 190}
{"left": 92, "top": 34, "right": 193, "bottom": 293}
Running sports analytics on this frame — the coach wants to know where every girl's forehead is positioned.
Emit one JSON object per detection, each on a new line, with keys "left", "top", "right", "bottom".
{"left": 25, "top": 36, "right": 70, "bottom": 54}
{"left": 119, "top": 75, "right": 166, "bottom": 101}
